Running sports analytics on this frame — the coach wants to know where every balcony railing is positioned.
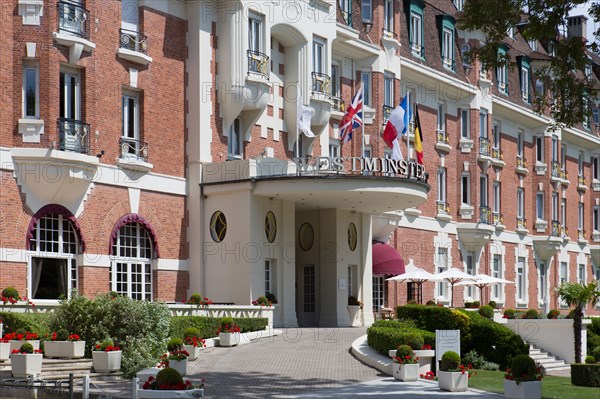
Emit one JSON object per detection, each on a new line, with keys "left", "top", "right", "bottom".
{"left": 120, "top": 137, "right": 148, "bottom": 163}
{"left": 57, "top": 118, "right": 90, "bottom": 154}
{"left": 341, "top": 9, "right": 352, "bottom": 27}
{"left": 516, "top": 155, "right": 527, "bottom": 169}
{"left": 247, "top": 50, "right": 270, "bottom": 80}
{"left": 436, "top": 130, "right": 449, "bottom": 145}
{"left": 517, "top": 216, "right": 527, "bottom": 229}
{"left": 311, "top": 72, "right": 331, "bottom": 97}
{"left": 578, "top": 175, "right": 586, "bottom": 186}
{"left": 437, "top": 201, "right": 450, "bottom": 215}
{"left": 578, "top": 229, "right": 586, "bottom": 241}
{"left": 551, "top": 161, "right": 561, "bottom": 178}
{"left": 119, "top": 28, "right": 148, "bottom": 54}
{"left": 479, "top": 205, "right": 491, "bottom": 224}
{"left": 492, "top": 211, "right": 504, "bottom": 226}
{"left": 332, "top": 96, "right": 345, "bottom": 112}
{"left": 382, "top": 28, "right": 397, "bottom": 40}
{"left": 410, "top": 42, "right": 423, "bottom": 57}
{"left": 491, "top": 146, "right": 503, "bottom": 161}
{"left": 58, "top": 1, "right": 90, "bottom": 39}
{"left": 479, "top": 137, "right": 491, "bottom": 157}
{"left": 551, "top": 220, "right": 562, "bottom": 237}
{"left": 382, "top": 105, "right": 393, "bottom": 124}
{"left": 560, "top": 168, "right": 568, "bottom": 180}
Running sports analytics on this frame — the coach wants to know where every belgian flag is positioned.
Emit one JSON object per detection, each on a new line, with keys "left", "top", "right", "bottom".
{"left": 414, "top": 103, "right": 424, "bottom": 165}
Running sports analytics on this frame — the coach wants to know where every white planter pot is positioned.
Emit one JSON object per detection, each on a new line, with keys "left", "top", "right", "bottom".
{"left": 392, "top": 362, "right": 419, "bottom": 382}
{"left": 92, "top": 350, "right": 122, "bottom": 373}
{"left": 347, "top": 305, "right": 361, "bottom": 327}
{"left": 183, "top": 345, "right": 200, "bottom": 361}
{"left": 44, "top": 341, "right": 86, "bottom": 359}
{"left": 0, "top": 342, "right": 10, "bottom": 361}
{"left": 219, "top": 332, "right": 240, "bottom": 347}
{"left": 11, "top": 353, "right": 43, "bottom": 378}
{"left": 413, "top": 350, "right": 435, "bottom": 374}
{"left": 438, "top": 370, "right": 469, "bottom": 392}
{"left": 503, "top": 380, "right": 542, "bottom": 399}
{"left": 169, "top": 359, "right": 188, "bottom": 376}
{"left": 136, "top": 388, "right": 204, "bottom": 398}
{"left": 9, "top": 340, "right": 40, "bottom": 352}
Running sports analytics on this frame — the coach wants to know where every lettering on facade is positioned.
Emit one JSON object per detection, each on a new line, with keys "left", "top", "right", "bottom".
{"left": 292, "top": 157, "right": 429, "bottom": 183}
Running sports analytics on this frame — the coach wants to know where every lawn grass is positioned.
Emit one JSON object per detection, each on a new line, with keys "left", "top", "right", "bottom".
{"left": 468, "top": 370, "right": 598, "bottom": 399}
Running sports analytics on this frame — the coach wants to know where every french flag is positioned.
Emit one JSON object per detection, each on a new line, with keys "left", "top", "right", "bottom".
{"left": 382, "top": 96, "right": 411, "bottom": 159}
{"left": 339, "top": 86, "right": 363, "bottom": 144}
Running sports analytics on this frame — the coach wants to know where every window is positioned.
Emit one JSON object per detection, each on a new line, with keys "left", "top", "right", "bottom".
{"left": 442, "top": 27, "right": 454, "bottom": 70}
{"left": 552, "top": 192, "right": 559, "bottom": 221}
{"left": 479, "top": 109, "right": 487, "bottom": 138}
{"left": 111, "top": 222, "right": 154, "bottom": 300}
{"left": 383, "top": 74, "right": 394, "bottom": 107}
{"left": 465, "top": 253, "right": 475, "bottom": 299}
{"left": 551, "top": 136, "right": 558, "bottom": 162}
{"left": 560, "top": 262, "right": 568, "bottom": 286}
{"left": 561, "top": 144, "right": 567, "bottom": 168}
{"left": 593, "top": 206, "right": 600, "bottom": 232}
{"left": 436, "top": 247, "right": 449, "bottom": 300}
{"left": 528, "top": 39, "right": 537, "bottom": 51}
{"left": 60, "top": 70, "right": 81, "bottom": 121}
{"left": 517, "top": 130, "right": 524, "bottom": 156}
{"left": 516, "top": 257, "right": 526, "bottom": 302}
{"left": 538, "top": 262, "right": 547, "bottom": 304}
{"left": 492, "top": 254, "right": 503, "bottom": 300}
{"left": 410, "top": 11, "right": 423, "bottom": 56}
{"left": 496, "top": 48, "right": 508, "bottom": 94}
{"left": 536, "top": 192, "right": 544, "bottom": 220}
{"left": 329, "top": 139, "right": 340, "bottom": 158}
{"left": 578, "top": 264, "right": 585, "bottom": 285}
{"left": 592, "top": 157, "right": 599, "bottom": 180}
{"left": 437, "top": 167, "right": 447, "bottom": 203}
{"left": 121, "top": 92, "right": 141, "bottom": 159}
{"left": 248, "top": 12, "right": 263, "bottom": 53}
{"left": 480, "top": 175, "right": 488, "bottom": 206}
{"left": 521, "top": 65, "right": 530, "bottom": 102}
{"left": 561, "top": 198, "right": 566, "bottom": 227}
{"left": 585, "top": 63, "right": 592, "bottom": 80}
{"left": 331, "top": 65, "right": 339, "bottom": 99}
{"left": 58, "top": 0, "right": 88, "bottom": 37}
{"left": 461, "top": 43, "right": 471, "bottom": 67}
{"left": 493, "top": 182, "right": 501, "bottom": 213}
{"left": 372, "top": 276, "right": 385, "bottom": 310}
{"left": 493, "top": 121, "right": 501, "bottom": 149}
{"left": 535, "top": 78, "right": 544, "bottom": 94}
{"left": 121, "top": 0, "right": 139, "bottom": 38}
{"left": 517, "top": 188, "right": 524, "bottom": 218}
{"left": 461, "top": 173, "right": 470, "bottom": 204}
{"left": 454, "top": 0, "right": 464, "bottom": 11}
{"left": 361, "top": 0, "right": 372, "bottom": 23}
{"left": 383, "top": 0, "right": 394, "bottom": 34}
{"left": 593, "top": 107, "right": 600, "bottom": 126}
{"left": 578, "top": 203, "right": 584, "bottom": 232}
{"left": 536, "top": 136, "right": 544, "bottom": 163}
{"left": 312, "top": 36, "right": 325, "bottom": 74}
{"left": 361, "top": 71, "right": 372, "bottom": 107}
{"left": 437, "top": 103, "right": 445, "bottom": 131}
{"left": 228, "top": 118, "right": 243, "bottom": 159}
{"left": 23, "top": 63, "right": 39, "bottom": 118}
{"left": 265, "top": 260, "right": 272, "bottom": 294}
{"left": 461, "top": 109, "right": 469, "bottom": 138}
{"left": 578, "top": 151, "right": 584, "bottom": 177}
{"left": 507, "top": 26, "right": 514, "bottom": 38}
{"left": 347, "top": 266, "right": 354, "bottom": 296}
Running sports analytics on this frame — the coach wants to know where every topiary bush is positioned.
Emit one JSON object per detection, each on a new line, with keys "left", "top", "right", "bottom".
{"left": 395, "top": 305, "right": 470, "bottom": 333}
{"left": 156, "top": 367, "right": 184, "bottom": 387}
{"left": 169, "top": 316, "right": 268, "bottom": 339}
{"left": 571, "top": 364, "right": 600, "bottom": 387}
{"left": 547, "top": 309, "right": 561, "bottom": 319}
{"left": 1, "top": 286, "right": 19, "bottom": 300}
{"left": 167, "top": 338, "right": 183, "bottom": 353}
{"left": 585, "top": 355, "right": 596, "bottom": 364}
{"left": 503, "top": 309, "right": 516, "bottom": 319}
{"left": 19, "top": 342, "right": 34, "bottom": 354}
{"left": 367, "top": 325, "right": 435, "bottom": 355}
{"left": 400, "top": 332, "right": 424, "bottom": 350}
{"left": 523, "top": 309, "right": 539, "bottom": 319}
{"left": 183, "top": 328, "right": 200, "bottom": 340}
{"left": 188, "top": 294, "right": 203, "bottom": 305}
{"left": 472, "top": 301, "right": 480, "bottom": 308}
{"left": 395, "top": 345, "right": 414, "bottom": 360}
{"left": 478, "top": 305, "right": 494, "bottom": 319}
{"left": 487, "top": 301, "right": 497, "bottom": 309}
{"left": 56, "top": 328, "right": 69, "bottom": 341}
{"left": 254, "top": 296, "right": 270, "bottom": 306}
{"left": 439, "top": 351, "right": 460, "bottom": 371}
{"left": 509, "top": 355, "right": 538, "bottom": 382}
{"left": 425, "top": 300, "right": 436, "bottom": 306}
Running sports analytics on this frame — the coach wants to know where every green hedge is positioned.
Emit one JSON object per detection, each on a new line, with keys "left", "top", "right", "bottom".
{"left": 367, "top": 322, "right": 435, "bottom": 355}
{"left": 169, "top": 316, "right": 268, "bottom": 339}
{"left": 0, "top": 312, "right": 51, "bottom": 336}
{"left": 571, "top": 364, "right": 600, "bottom": 387}
{"left": 396, "top": 305, "right": 470, "bottom": 334}
{"left": 587, "top": 317, "right": 600, "bottom": 353}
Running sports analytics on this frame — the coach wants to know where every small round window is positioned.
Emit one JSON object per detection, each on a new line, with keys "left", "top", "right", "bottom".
{"left": 265, "top": 211, "right": 277, "bottom": 243}
{"left": 298, "top": 222, "right": 314, "bottom": 252}
{"left": 348, "top": 223, "right": 357, "bottom": 251}
{"left": 209, "top": 211, "right": 227, "bottom": 242}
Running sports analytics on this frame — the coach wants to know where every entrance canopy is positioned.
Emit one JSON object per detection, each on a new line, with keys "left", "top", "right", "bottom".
{"left": 372, "top": 241, "right": 405, "bottom": 275}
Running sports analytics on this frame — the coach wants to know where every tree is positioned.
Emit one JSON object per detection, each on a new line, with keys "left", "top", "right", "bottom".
{"left": 555, "top": 281, "right": 600, "bottom": 364}
{"left": 458, "top": 0, "right": 600, "bottom": 128}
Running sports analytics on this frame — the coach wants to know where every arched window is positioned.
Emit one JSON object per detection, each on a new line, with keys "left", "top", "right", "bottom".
{"left": 110, "top": 222, "right": 154, "bottom": 300}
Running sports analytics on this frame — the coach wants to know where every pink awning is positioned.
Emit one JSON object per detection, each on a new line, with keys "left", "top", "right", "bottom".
{"left": 372, "top": 241, "right": 405, "bottom": 275}
{"left": 109, "top": 213, "right": 160, "bottom": 258}
{"left": 26, "top": 204, "right": 86, "bottom": 252}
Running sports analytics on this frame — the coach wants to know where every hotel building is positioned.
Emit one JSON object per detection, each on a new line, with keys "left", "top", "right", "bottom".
{"left": 0, "top": 0, "right": 599, "bottom": 327}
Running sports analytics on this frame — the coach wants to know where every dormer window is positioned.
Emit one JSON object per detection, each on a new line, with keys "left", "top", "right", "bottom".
{"left": 438, "top": 15, "right": 456, "bottom": 71}
{"left": 528, "top": 39, "right": 537, "bottom": 51}
{"left": 496, "top": 45, "right": 509, "bottom": 95}
{"left": 518, "top": 56, "right": 531, "bottom": 103}
{"left": 408, "top": 0, "right": 425, "bottom": 58}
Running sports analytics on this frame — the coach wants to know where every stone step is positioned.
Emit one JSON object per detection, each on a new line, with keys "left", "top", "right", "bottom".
{"left": 40, "top": 371, "right": 123, "bottom": 381}
{"left": 538, "top": 360, "right": 569, "bottom": 369}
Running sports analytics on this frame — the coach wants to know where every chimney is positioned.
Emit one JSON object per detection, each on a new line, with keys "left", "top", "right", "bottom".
{"left": 566, "top": 15, "right": 587, "bottom": 41}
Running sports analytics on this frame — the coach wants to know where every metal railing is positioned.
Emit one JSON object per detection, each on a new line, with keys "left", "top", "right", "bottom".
{"left": 332, "top": 96, "right": 345, "bottom": 112}
{"left": 551, "top": 220, "right": 562, "bottom": 237}
{"left": 578, "top": 175, "right": 586, "bottom": 186}
{"left": 492, "top": 211, "right": 504, "bottom": 226}
{"left": 479, "top": 137, "right": 491, "bottom": 157}
{"left": 437, "top": 201, "right": 450, "bottom": 215}
{"left": 341, "top": 9, "right": 352, "bottom": 27}
{"left": 120, "top": 137, "right": 148, "bottom": 162}
{"left": 436, "top": 130, "right": 449, "bottom": 145}
{"left": 311, "top": 72, "right": 331, "bottom": 97}
{"left": 119, "top": 28, "right": 148, "bottom": 54}
{"left": 479, "top": 205, "right": 491, "bottom": 224}
{"left": 491, "top": 146, "right": 503, "bottom": 161}
{"left": 551, "top": 161, "right": 561, "bottom": 178}
{"left": 382, "top": 28, "right": 397, "bottom": 40}
{"left": 57, "top": 1, "right": 90, "bottom": 39}
{"left": 382, "top": 105, "right": 393, "bottom": 124}
{"left": 517, "top": 216, "right": 527, "bottom": 229}
{"left": 516, "top": 155, "right": 527, "bottom": 169}
{"left": 560, "top": 167, "right": 568, "bottom": 180}
{"left": 247, "top": 50, "right": 270, "bottom": 80}
{"left": 57, "top": 118, "right": 90, "bottom": 154}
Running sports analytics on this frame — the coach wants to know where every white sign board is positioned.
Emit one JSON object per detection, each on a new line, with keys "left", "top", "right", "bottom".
{"left": 435, "top": 330, "right": 461, "bottom": 372}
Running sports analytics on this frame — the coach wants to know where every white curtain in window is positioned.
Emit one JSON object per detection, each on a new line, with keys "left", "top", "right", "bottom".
{"left": 31, "top": 258, "right": 43, "bottom": 298}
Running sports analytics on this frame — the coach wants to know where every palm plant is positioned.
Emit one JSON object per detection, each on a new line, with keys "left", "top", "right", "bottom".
{"left": 555, "top": 281, "right": 600, "bottom": 364}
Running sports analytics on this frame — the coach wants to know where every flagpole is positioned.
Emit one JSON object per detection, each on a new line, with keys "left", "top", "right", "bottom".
{"left": 406, "top": 91, "right": 411, "bottom": 161}
{"left": 360, "top": 81, "right": 365, "bottom": 164}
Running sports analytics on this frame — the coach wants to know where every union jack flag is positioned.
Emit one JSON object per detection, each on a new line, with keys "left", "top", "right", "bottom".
{"left": 339, "top": 85, "right": 363, "bottom": 144}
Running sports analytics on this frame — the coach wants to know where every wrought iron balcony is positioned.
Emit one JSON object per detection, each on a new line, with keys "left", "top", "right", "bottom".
{"left": 436, "top": 130, "right": 449, "bottom": 145}
{"left": 517, "top": 216, "right": 527, "bottom": 230}
{"left": 247, "top": 50, "right": 270, "bottom": 80}
{"left": 57, "top": 1, "right": 90, "bottom": 39}
{"left": 311, "top": 72, "right": 331, "bottom": 97}
{"left": 120, "top": 137, "right": 148, "bottom": 163}
{"left": 551, "top": 161, "right": 561, "bottom": 178}
{"left": 479, "top": 137, "right": 491, "bottom": 157}
{"left": 119, "top": 28, "right": 148, "bottom": 54}
{"left": 578, "top": 175, "right": 586, "bottom": 186}
{"left": 492, "top": 211, "right": 504, "bottom": 226}
{"left": 341, "top": 9, "right": 352, "bottom": 27}
{"left": 516, "top": 156, "right": 527, "bottom": 169}
{"left": 551, "top": 220, "right": 562, "bottom": 237}
{"left": 382, "top": 105, "right": 393, "bottom": 124}
{"left": 560, "top": 168, "right": 568, "bottom": 180}
{"left": 332, "top": 96, "right": 345, "bottom": 113}
{"left": 437, "top": 201, "right": 450, "bottom": 215}
{"left": 491, "top": 146, "right": 503, "bottom": 161}
{"left": 57, "top": 118, "right": 90, "bottom": 154}
{"left": 382, "top": 28, "right": 397, "bottom": 40}
{"left": 479, "top": 205, "right": 491, "bottom": 224}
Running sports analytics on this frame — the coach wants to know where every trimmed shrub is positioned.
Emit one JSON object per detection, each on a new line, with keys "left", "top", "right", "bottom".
{"left": 1, "top": 287, "right": 19, "bottom": 300}
{"left": 593, "top": 346, "right": 600, "bottom": 362}
{"left": 56, "top": 328, "right": 69, "bottom": 341}
{"left": 167, "top": 338, "right": 183, "bottom": 353}
{"left": 478, "top": 305, "right": 494, "bottom": 319}
{"left": 547, "top": 309, "right": 561, "bottom": 319}
{"left": 183, "top": 328, "right": 200, "bottom": 340}
{"left": 395, "top": 345, "right": 413, "bottom": 359}
{"left": 510, "top": 355, "right": 538, "bottom": 381}
{"left": 255, "top": 296, "right": 270, "bottom": 306}
{"left": 396, "top": 305, "right": 470, "bottom": 333}
{"left": 372, "top": 319, "right": 416, "bottom": 329}
{"left": 503, "top": 309, "right": 516, "bottom": 319}
{"left": 188, "top": 294, "right": 203, "bottom": 305}
{"left": 367, "top": 326, "right": 435, "bottom": 355}
{"left": 169, "top": 316, "right": 268, "bottom": 339}
{"left": 487, "top": 301, "right": 497, "bottom": 309}
{"left": 585, "top": 355, "right": 596, "bottom": 364}
{"left": 156, "top": 367, "right": 183, "bottom": 387}
{"left": 523, "top": 309, "right": 539, "bottom": 319}
{"left": 400, "top": 333, "right": 424, "bottom": 350}
{"left": 407, "top": 300, "right": 417, "bottom": 305}
{"left": 0, "top": 312, "right": 51, "bottom": 335}
{"left": 440, "top": 351, "right": 460, "bottom": 371}
{"left": 571, "top": 364, "right": 600, "bottom": 387}
{"left": 19, "top": 342, "right": 34, "bottom": 354}
{"left": 472, "top": 301, "right": 480, "bottom": 308}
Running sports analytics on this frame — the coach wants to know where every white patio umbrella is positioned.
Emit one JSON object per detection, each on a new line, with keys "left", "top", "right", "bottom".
{"left": 456, "top": 274, "right": 514, "bottom": 304}
{"left": 386, "top": 260, "right": 440, "bottom": 304}
{"left": 434, "top": 267, "right": 478, "bottom": 308}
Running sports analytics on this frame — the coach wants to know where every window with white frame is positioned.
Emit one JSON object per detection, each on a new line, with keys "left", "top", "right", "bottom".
{"left": 496, "top": 48, "right": 508, "bottom": 94}
{"left": 538, "top": 261, "right": 547, "bottom": 305}
{"left": 437, "top": 103, "right": 446, "bottom": 132}
{"left": 383, "top": 0, "right": 394, "bottom": 34}
{"left": 536, "top": 192, "right": 544, "bottom": 220}
{"left": 29, "top": 213, "right": 79, "bottom": 299}
{"left": 480, "top": 174, "right": 488, "bottom": 207}
{"left": 372, "top": 276, "right": 385, "bottom": 310}
{"left": 479, "top": 109, "right": 487, "bottom": 138}
{"left": 493, "top": 182, "right": 501, "bottom": 214}
{"left": 461, "top": 173, "right": 470, "bottom": 205}
{"left": 551, "top": 136, "right": 558, "bottom": 162}
{"left": 551, "top": 191, "right": 559, "bottom": 221}
{"left": 23, "top": 63, "right": 40, "bottom": 118}
{"left": 361, "top": 0, "right": 372, "bottom": 23}
{"left": 436, "top": 247, "right": 449, "bottom": 300}
{"left": 461, "top": 43, "right": 471, "bottom": 67}
{"left": 561, "top": 198, "right": 566, "bottom": 228}
{"left": 585, "top": 63, "right": 592, "bottom": 80}
{"left": 329, "top": 139, "right": 340, "bottom": 158}
{"left": 265, "top": 259, "right": 272, "bottom": 294}
{"left": 578, "top": 263, "right": 585, "bottom": 285}
{"left": 361, "top": 71, "right": 372, "bottom": 107}
{"left": 592, "top": 157, "right": 599, "bottom": 180}
{"left": 561, "top": 144, "right": 567, "bottom": 168}
{"left": 111, "top": 222, "right": 153, "bottom": 300}
{"left": 312, "top": 36, "right": 325, "bottom": 74}
{"left": 384, "top": 74, "right": 394, "bottom": 107}
{"left": 593, "top": 206, "right": 600, "bottom": 232}
{"left": 517, "top": 188, "right": 524, "bottom": 218}
{"left": 578, "top": 202, "right": 584, "bottom": 233}
{"left": 528, "top": 39, "right": 537, "bottom": 51}
{"left": 347, "top": 266, "right": 354, "bottom": 296}
{"left": 593, "top": 107, "right": 600, "bottom": 126}
{"left": 122, "top": 92, "right": 141, "bottom": 158}
{"left": 331, "top": 64, "right": 339, "bottom": 99}
{"left": 493, "top": 121, "right": 501, "bottom": 149}
{"left": 583, "top": 97, "right": 590, "bottom": 129}
{"left": 492, "top": 254, "right": 503, "bottom": 301}
{"left": 248, "top": 12, "right": 263, "bottom": 53}
{"left": 578, "top": 151, "right": 584, "bottom": 177}
{"left": 517, "top": 130, "right": 524, "bottom": 157}
{"left": 442, "top": 27, "right": 454, "bottom": 70}
{"left": 465, "top": 253, "right": 475, "bottom": 299}
{"left": 437, "top": 167, "right": 447, "bottom": 204}
{"left": 521, "top": 65, "right": 530, "bottom": 102}
{"left": 559, "top": 262, "right": 568, "bottom": 304}
{"left": 516, "top": 257, "right": 526, "bottom": 303}
{"left": 228, "top": 118, "right": 243, "bottom": 160}
{"left": 60, "top": 70, "right": 81, "bottom": 121}
{"left": 536, "top": 136, "right": 544, "bottom": 163}
{"left": 461, "top": 109, "right": 469, "bottom": 138}
{"left": 410, "top": 11, "right": 423, "bottom": 56}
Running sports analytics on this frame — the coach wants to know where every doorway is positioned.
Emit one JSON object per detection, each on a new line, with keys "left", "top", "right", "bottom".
{"left": 298, "top": 264, "right": 317, "bottom": 326}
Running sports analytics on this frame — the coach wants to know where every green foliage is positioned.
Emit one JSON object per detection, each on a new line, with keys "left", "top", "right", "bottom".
{"left": 478, "top": 305, "right": 494, "bottom": 319}
{"left": 547, "top": 309, "right": 561, "bottom": 319}
{"left": 167, "top": 338, "right": 183, "bottom": 353}
{"left": 503, "top": 309, "right": 516, "bottom": 319}
{"left": 156, "top": 367, "right": 183, "bottom": 387}
{"left": 265, "top": 292, "right": 277, "bottom": 304}
{"left": 0, "top": 312, "right": 51, "bottom": 335}
{"left": 487, "top": 301, "right": 497, "bottom": 309}
{"left": 585, "top": 355, "right": 596, "bottom": 364}
{"left": 440, "top": 351, "right": 460, "bottom": 371}
{"left": 366, "top": 325, "right": 435, "bottom": 355}
{"left": 19, "top": 342, "right": 34, "bottom": 354}
{"left": 395, "top": 345, "right": 413, "bottom": 359}
{"left": 16, "top": 328, "right": 26, "bottom": 335}
{"left": 95, "top": 339, "right": 115, "bottom": 351}
{"left": 425, "top": 300, "right": 436, "bottom": 306}
{"left": 183, "top": 328, "right": 200, "bottom": 340}
{"left": 523, "top": 309, "right": 540, "bottom": 319}
{"left": 510, "top": 355, "right": 538, "bottom": 382}
{"left": 255, "top": 296, "right": 270, "bottom": 306}
{"left": 121, "top": 336, "right": 160, "bottom": 379}
{"left": 169, "top": 316, "right": 268, "bottom": 339}
{"left": 1, "top": 287, "right": 19, "bottom": 299}
{"left": 472, "top": 301, "right": 480, "bottom": 308}
{"left": 188, "top": 294, "right": 203, "bottom": 305}
{"left": 571, "top": 364, "right": 600, "bottom": 387}
{"left": 219, "top": 317, "right": 235, "bottom": 330}
{"left": 593, "top": 347, "right": 600, "bottom": 362}
{"left": 396, "top": 305, "right": 470, "bottom": 333}
{"left": 462, "top": 350, "right": 489, "bottom": 369}
{"left": 56, "top": 329, "right": 69, "bottom": 341}
{"left": 401, "top": 332, "right": 424, "bottom": 350}
{"left": 372, "top": 319, "right": 416, "bottom": 329}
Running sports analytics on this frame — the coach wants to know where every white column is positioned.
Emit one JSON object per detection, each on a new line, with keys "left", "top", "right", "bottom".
{"left": 281, "top": 200, "right": 298, "bottom": 327}
{"left": 361, "top": 213, "right": 374, "bottom": 326}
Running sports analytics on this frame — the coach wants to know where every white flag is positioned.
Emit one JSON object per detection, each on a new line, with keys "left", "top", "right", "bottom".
{"left": 297, "top": 85, "right": 315, "bottom": 138}
{"left": 392, "top": 139, "right": 404, "bottom": 161}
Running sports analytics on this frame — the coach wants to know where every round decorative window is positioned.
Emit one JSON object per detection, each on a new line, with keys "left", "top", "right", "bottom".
{"left": 209, "top": 211, "right": 227, "bottom": 242}
{"left": 265, "top": 211, "right": 277, "bottom": 243}
{"left": 298, "top": 222, "right": 314, "bottom": 252}
{"left": 348, "top": 223, "right": 358, "bottom": 251}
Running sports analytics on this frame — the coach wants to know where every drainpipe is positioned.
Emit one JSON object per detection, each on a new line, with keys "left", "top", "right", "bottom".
{"left": 200, "top": 182, "right": 206, "bottom": 296}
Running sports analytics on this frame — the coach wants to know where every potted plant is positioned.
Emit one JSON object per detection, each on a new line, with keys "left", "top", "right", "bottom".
{"left": 5, "top": 329, "right": 40, "bottom": 352}
{"left": 182, "top": 328, "right": 205, "bottom": 361}
{"left": 252, "top": 296, "right": 272, "bottom": 307}
{"left": 11, "top": 342, "right": 43, "bottom": 378}
{"left": 414, "top": 344, "right": 435, "bottom": 374}
{"left": 137, "top": 367, "right": 204, "bottom": 398}
{"left": 347, "top": 296, "right": 363, "bottom": 327}
{"left": 504, "top": 354, "right": 543, "bottom": 399}
{"left": 218, "top": 317, "right": 241, "bottom": 347}
{"left": 186, "top": 293, "right": 212, "bottom": 312}
{"left": 162, "top": 337, "right": 189, "bottom": 376}
{"left": 438, "top": 351, "right": 470, "bottom": 392}
{"left": 92, "top": 339, "right": 122, "bottom": 373}
{"left": 44, "top": 329, "right": 85, "bottom": 359}
{"left": 547, "top": 309, "right": 560, "bottom": 319}
{"left": 392, "top": 345, "right": 419, "bottom": 382}
{"left": 0, "top": 337, "right": 9, "bottom": 361}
